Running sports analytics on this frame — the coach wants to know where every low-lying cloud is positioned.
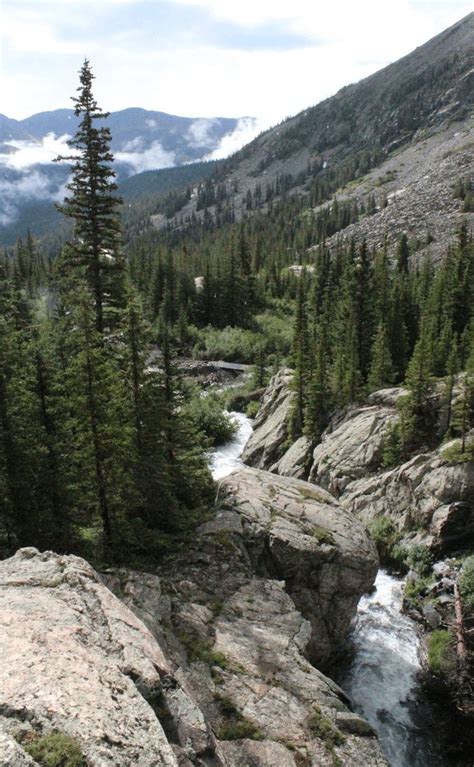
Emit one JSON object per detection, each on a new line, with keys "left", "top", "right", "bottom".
{"left": 115, "top": 139, "right": 176, "bottom": 174}
{"left": 0, "top": 119, "right": 263, "bottom": 227}
{"left": 205, "top": 117, "right": 262, "bottom": 160}
{"left": 187, "top": 118, "right": 219, "bottom": 149}
{"left": 0, "top": 133, "right": 75, "bottom": 171}
{"left": 0, "top": 170, "right": 68, "bottom": 226}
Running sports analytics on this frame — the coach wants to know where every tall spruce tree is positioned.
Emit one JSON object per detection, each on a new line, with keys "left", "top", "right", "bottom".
{"left": 56, "top": 59, "right": 126, "bottom": 335}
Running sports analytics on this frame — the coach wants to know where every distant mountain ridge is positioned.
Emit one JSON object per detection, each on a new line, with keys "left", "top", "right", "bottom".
{"left": 0, "top": 107, "right": 254, "bottom": 241}
{"left": 0, "top": 107, "right": 246, "bottom": 164}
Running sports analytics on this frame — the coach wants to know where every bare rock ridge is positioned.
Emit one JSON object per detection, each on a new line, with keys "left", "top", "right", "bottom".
{"left": 246, "top": 370, "right": 474, "bottom": 551}
{"left": 0, "top": 469, "right": 383, "bottom": 767}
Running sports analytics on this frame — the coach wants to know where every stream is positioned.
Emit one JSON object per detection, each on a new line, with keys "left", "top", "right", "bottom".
{"left": 209, "top": 406, "right": 443, "bottom": 767}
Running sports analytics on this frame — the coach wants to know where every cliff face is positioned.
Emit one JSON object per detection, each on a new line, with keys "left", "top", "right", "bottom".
{"left": 246, "top": 371, "right": 474, "bottom": 553}
{"left": 0, "top": 469, "right": 383, "bottom": 767}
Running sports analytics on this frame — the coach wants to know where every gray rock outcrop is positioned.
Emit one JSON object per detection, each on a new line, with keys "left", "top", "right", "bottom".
{"left": 106, "top": 467, "right": 384, "bottom": 766}
{"left": 241, "top": 368, "right": 294, "bottom": 469}
{"left": 0, "top": 548, "right": 178, "bottom": 767}
{"left": 344, "top": 438, "right": 474, "bottom": 549}
{"left": 308, "top": 389, "right": 406, "bottom": 496}
{"left": 217, "top": 468, "right": 379, "bottom": 665}
{"left": 0, "top": 473, "right": 386, "bottom": 767}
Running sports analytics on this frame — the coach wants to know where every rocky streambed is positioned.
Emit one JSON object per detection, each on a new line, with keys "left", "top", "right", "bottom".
{"left": 219, "top": 406, "right": 448, "bottom": 767}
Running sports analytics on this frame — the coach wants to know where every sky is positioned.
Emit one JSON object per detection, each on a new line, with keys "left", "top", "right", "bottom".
{"left": 1, "top": 0, "right": 472, "bottom": 133}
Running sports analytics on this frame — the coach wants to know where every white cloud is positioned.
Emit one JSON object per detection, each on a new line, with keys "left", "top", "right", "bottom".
{"left": 115, "top": 140, "right": 176, "bottom": 173}
{"left": 120, "top": 136, "right": 145, "bottom": 152}
{"left": 0, "top": 170, "right": 68, "bottom": 225}
{"left": 205, "top": 117, "right": 261, "bottom": 159}
{"left": 187, "top": 118, "right": 219, "bottom": 148}
{"left": 1, "top": 11, "right": 85, "bottom": 55}
{"left": 0, "top": 133, "right": 76, "bottom": 170}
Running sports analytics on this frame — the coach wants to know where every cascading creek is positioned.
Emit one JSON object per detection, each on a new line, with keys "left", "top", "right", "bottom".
{"left": 208, "top": 409, "right": 253, "bottom": 480}
{"left": 208, "top": 393, "right": 445, "bottom": 767}
{"left": 339, "top": 571, "right": 445, "bottom": 767}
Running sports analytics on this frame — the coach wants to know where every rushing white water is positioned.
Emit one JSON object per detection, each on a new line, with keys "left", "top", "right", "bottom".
{"left": 341, "top": 570, "right": 443, "bottom": 767}
{"left": 208, "top": 411, "right": 253, "bottom": 480}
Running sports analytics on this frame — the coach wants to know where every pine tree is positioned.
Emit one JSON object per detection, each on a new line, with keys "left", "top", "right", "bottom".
{"left": 56, "top": 59, "right": 126, "bottom": 335}
{"left": 368, "top": 322, "right": 395, "bottom": 390}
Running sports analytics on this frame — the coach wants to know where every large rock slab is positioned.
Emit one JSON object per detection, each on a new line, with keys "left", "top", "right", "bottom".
{"left": 108, "top": 489, "right": 386, "bottom": 767}
{"left": 308, "top": 390, "right": 406, "bottom": 496}
{"left": 241, "top": 368, "right": 294, "bottom": 469}
{"left": 270, "top": 435, "right": 312, "bottom": 479}
{"left": 344, "top": 439, "right": 474, "bottom": 549}
{"left": 217, "top": 467, "right": 379, "bottom": 665}
{"left": 0, "top": 548, "right": 178, "bottom": 767}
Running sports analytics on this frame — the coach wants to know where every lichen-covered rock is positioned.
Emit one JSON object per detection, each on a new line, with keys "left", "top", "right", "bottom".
{"left": 270, "top": 435, "right": 312, "bottom": 479}
{"left": 0, "top": 733, "right": 36, "bottom": 766}
{"left": 0, "top": 548, "right": 178, "bottom": 767}
{"left": 241, "top": 368, "right": 294, "bottom": 469}
{"left": 343, "top": 440, "right": 474, "bottom": 549}
{"left": 216, "top": 467, "right": 379, "bottom": 665}
{"left": 308, "top": 391, "right": 406, "bottom": 496}
{"left": 105, "top": 468, "right": 385, "bottom": 767}
{"left": 109, "top": 557, "right": 386, "bottom": 767}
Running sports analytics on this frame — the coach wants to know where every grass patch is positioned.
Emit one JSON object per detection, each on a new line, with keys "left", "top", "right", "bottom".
{"left": 459, "top": 555, "right": 474, "bottom": 615}
{"left": 427, "top": 630, "right": 456, "bottom": 675}
{"left": 298, "top": 487, "right": 329, "bottom": 504}
{"left": 181, "top": 636, "right": 245, "bottom": 674}
{"left": 404, "top": 576, "right": 433, "bottom": 607}
{"left": 441, "top": 441, "right": 474, "bottom": 464}
{"left": 215, "top": 694, "right": 264, "bottom": 741}
{"left": 307, "top": 706, "right": 346, "bottom": 748}
{"left": 17, "top": 731, "right": 86, "bottom": 767}
{"left": 310, "top": 526, "right": 335, "bottom": 546}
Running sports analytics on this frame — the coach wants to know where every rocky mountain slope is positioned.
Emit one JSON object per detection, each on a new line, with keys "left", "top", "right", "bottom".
{"left": 0, "top": 470, "right": 384, "bottom": 767}
{"left": 157, "top": 13, "right": 473, "bottom": 260}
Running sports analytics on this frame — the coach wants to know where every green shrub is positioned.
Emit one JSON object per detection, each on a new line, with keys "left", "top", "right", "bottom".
{"left": 20, "top": 732, "right": 86, "bottom": 767}
{"left": 368, "top": 517, "right": 404, "bottom": 567}
{"left": 406, "top": 544, "right": 433, "bottom": 576}
{"left": 311, "top": 526, "right": 335, "bottom": 546}
{"left": 193, "top": 326, "right": 262, "bottom": 363}
{"left": 404, "top": 575, "right": 432, "bottom": 606}
{"left": 427, "top": 630, "right": 456, "bottom": 675}
{"left": 185, "top": 392, "right": 237, "bottom": 447}
{"left": 215, "top": 693, "right": 264, "bottom": 741}
{"left": 459, "top": 555, "right": 474, "bottom": 614}
{"left": 218, "top": 719, "right": 264, "bottom": 741}
{"left": 307, "top": 706, "right": 346, "bottom": 748}
{"left": 245, "top": 400, "right": 260, "bottom": 418}
{"left": 185, "top": 638, "right": 230, "bottom": 668}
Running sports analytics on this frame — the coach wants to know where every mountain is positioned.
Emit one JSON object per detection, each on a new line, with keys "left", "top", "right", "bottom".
{"left": 155, "top": 13, "right": 473, "bottom": 261}
{"left": 0, "top": 107, "right": 247, "bottom": 164}
{"left": 0, "top": 107, "right": 255, "bottom": 242}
